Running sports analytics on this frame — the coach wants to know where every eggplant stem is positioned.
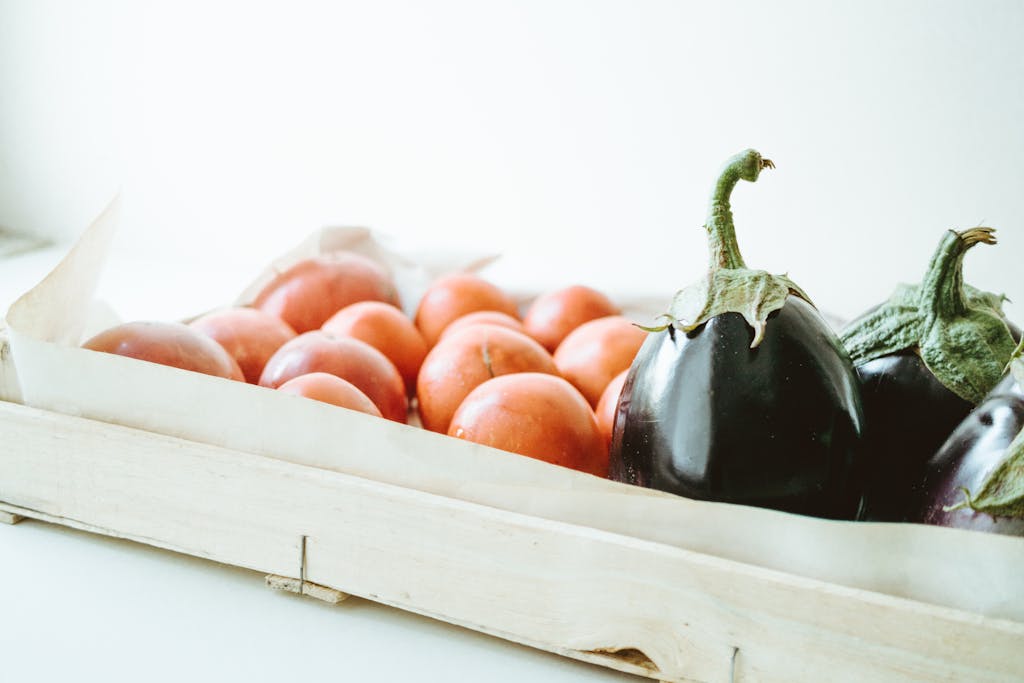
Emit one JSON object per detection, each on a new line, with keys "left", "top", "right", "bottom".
{"left": 706, "top": 150, "right": 772, "bottom": 272}
{"left": 920, "top": 227, "right": 996, "bottom": 321}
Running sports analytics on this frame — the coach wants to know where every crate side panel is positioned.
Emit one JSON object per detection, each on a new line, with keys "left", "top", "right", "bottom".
{"left": 0, "top": 402, "right": 1021, "bottom": 683}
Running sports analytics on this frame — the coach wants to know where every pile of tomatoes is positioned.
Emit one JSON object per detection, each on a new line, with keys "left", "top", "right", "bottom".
{"left": 81, "top": 251, "right": 647, "bottom": 478}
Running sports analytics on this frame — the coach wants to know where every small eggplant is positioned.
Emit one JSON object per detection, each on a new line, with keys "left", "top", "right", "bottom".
{"left": 839, "top": 228, "right": 1017, "bottom": 521}
{"left": 909, "top": 340, "right": 1024, "bottom": 535}
{"left": 609, "top": 150, "right": 865, "bottom": 520}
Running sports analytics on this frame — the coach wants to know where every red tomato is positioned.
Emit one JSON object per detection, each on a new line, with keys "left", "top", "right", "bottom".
{"left": 253, "top": 252, "right": 399, "bottom": 333}
{"left": 448, "top": 373, "right": 608, "bottom": 477}
{"left": 523, "top": 285, "right": 619, "bottom": 352}
{"left": 82, "top": 321, "right": 244, "bottom": 381}
{"left": 439, "top": 310, "right": 526, "bottom": 341}
{"left": 189, "top": 307, "right": 297, "bottom": 384}
{"left": 595, "top": 369, "right": 628, "bottom": 448}
{"left": 553, "top": 315, "right": 647, "bottom": 407}
{"left": 322, "top": 301, "right": 427, "bottom": 395}
{"left": 416, "top": 324, "right": 557, "bottom": 434}
{"left": 260, "top": 331, "right": 407, "bottom": 422}
{"left": 414, "top": 273, "right": 519, "bottom": 347}
{"left": 277, "top": 372, "right": 383, "bottom": 417}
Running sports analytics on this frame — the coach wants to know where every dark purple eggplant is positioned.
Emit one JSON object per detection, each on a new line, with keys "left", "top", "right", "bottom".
{"left": 909, "top": 340, "right": 1024, "bottom": 535}
{"left": 609, "top": 150, "right": 865, "bottom": 520}
{"left": 839, "top": 228, "right": 1017, "bottom": 521}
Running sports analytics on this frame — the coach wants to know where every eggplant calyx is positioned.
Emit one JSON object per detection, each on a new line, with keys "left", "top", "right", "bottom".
{"left": 840, "top": 227, "right": 1014, "bottom": 404}
{"left": 664, "top": 269, "right": 812, "bottom": 348}
{"left": 942, "top": 429, "right": 1024, "bottom": 520}
{"left": 651, "top": 149, "right": 812, "bottom": 348}
{"left": 634, "top": 314, "right": 675, "bottom": 333}
{"left": 1009, "top": 337, "right": 1024, "bottom": 387}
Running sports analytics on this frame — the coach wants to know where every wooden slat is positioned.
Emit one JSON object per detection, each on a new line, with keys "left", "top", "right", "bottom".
{"left": 265, "top": 574, "right": 350, "bottom": 604}
{"left": 0, "top": 400, "right": 1021, "bottom": 682}
{"left": 0, "top": 509, "right": 24, "bottom": 525}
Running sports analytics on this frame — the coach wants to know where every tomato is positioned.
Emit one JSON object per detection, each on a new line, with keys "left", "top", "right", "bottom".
{"left": 448, "top": 373, "right": 608, "bottom": 477}
{"left": 439, "top": 310, "right": 525, "bottom": 341}
{"left": 595, "top": 369, "right": 628, "bottom": 448}
{"left": 259, "top": 331, "right": 407, "bottom": 422}
{"left": 414, "top": 273, "right": 519, "bottom": 347}
{"left": 553, "top": 315, "right": 647, "bottom": 406}
{"left": 82, "top": 321, "right": 245, "bottom": 381}
{"left": 523, "top": 285, "right": 619, "bottom": 352}
{"left": 253, "top": 252, "right": 399, "bottom": 333}
{"left": 416, "top": 324, "right": 557, "bottom": 433}
{"left": 189, "top": 307, "right": 297, "bottom": 384}
{"left": 277, "top": 372, "right": 383, "bottom": 417}
{"left": 322, "top": 301, "right": 427, "bottom": 395}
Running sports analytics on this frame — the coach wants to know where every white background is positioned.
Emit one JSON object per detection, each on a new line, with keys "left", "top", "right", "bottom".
{"left": 1, "top": 1, "right": 1023, "bottom": 681}
{"left": 2, "top": 1, "right": 1022, "bottom": 321}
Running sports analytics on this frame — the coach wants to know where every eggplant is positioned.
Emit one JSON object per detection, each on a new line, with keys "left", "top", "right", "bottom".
{"left": 839, "top": 228, "right": 1017, "bottom": 521}
{"left": 909, "top": 340, "right": 1024, "bottom": 535}
{"left": 609, "top": 150, "right": 865, "bottom": 520}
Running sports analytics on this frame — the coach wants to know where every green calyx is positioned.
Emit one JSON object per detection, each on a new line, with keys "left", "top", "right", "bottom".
{"left": 839, "top": 227, "right": 1015, "bottom": 405}
{"left": 1010, "top": 337, "right": 1024, "bottom": 387}
{"left": 943, "top": 428, "right": 1024, "bottom": 520}
{"left": 643, "top": 149, "right": 813, "bottom": 348}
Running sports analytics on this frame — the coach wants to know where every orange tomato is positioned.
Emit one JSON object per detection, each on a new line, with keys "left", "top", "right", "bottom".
{"left": 277, "top": 372, "right": 383, "bottom": 417}
{"left": 259, "top": 331, "right": 407, "bottom": 422}
{"left": 189, "top": 307, "right": 297, "bottom": 384}
{"left": 322, "top": 301, "right": 427, "bottom": 395}
{"left": 414, "top": 273, "right": 519, "bottom": 347}
{"left": 595, "top": 369, "right": 628, "bottom": 448}
{"left": 448, "top": 373, "right": 608, "bottom": 477}
{"left": 523, "top": 285, "right": 619, "bottom": 352}
{"left": 553, "top": 315, "right": 647, "bottom": 407}
{"left": 416, "top": 324, "right": 557, "bottom": 433}
{"left": 253, "top": 252, "right": 399, "bottom": 333}
{"left": 439, "top": 310, "right": 525, "bottom": 341}
{"left": 82, "top": 321, "right": 245, "bottom": 381}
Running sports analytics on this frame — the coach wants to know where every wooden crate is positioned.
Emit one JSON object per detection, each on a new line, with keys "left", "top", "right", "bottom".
{"left": 2, "top": 204, "right": 1022, "bottom": 681}
{"left": 2, "top": 394, "right": 1023, "bottom": 682}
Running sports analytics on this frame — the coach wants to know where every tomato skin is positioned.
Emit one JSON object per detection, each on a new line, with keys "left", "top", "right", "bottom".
{"left": 439, "top": 311, "right": 525, "bottom": 341}
{"left": 595, "top": 369, "right": 628, "bottom": 448}
{"left": 260, "top": 331, "right": 407, "bottom": 422}
{"left": 189, "top": 307, "right": 297, "bottom": 384}
{"left": 277, "top": 372, "right": 383, "bottom": 417}
{"left": 448, "top": 373, "right": 608, "bottom": 477}
{"left": 253, "top": 253, "right": 399, "bottom": 334}
{"left": 322, "top": 301, "right": 427, "bottom": 395}
{"left": 553, "top": 315, "right": 647, "bottom": 407}
{"left": 416, "top": 324, "right": 557, "bottom": 434}
{"left": 82, "top": 321, "right": 245, "bottom": 381}
{"left": 523, "top": 285, "right": 619, "bottom": 352}
{"left": 414, "top": 273, "right": 520, "bottom": 347}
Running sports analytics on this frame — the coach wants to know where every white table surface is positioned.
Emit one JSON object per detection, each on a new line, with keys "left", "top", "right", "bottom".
{"left": 0, "top": 243, "right": 636, "bottom": 683}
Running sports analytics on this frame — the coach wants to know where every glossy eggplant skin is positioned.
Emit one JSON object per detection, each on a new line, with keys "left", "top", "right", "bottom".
{"left": 852, "top": 323, "right": 1021, "bottom": 522}
{"left": 908, "top": 374, "right": 1024, "bottom": 535}
{"left": 854, "top": 352, "right": 973, "bottom": 522}
{"left": 610, "top": 297, "right": 865, "bottom": 520}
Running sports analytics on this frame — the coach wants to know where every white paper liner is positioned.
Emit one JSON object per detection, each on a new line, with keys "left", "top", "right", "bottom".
{"left": 6, "top": 199, "right": 1024, "bottom": 624}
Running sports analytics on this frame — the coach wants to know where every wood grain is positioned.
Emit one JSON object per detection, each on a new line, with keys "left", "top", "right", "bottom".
{"left": 0, "top": 400, "right": 1021, "bottom": 682}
